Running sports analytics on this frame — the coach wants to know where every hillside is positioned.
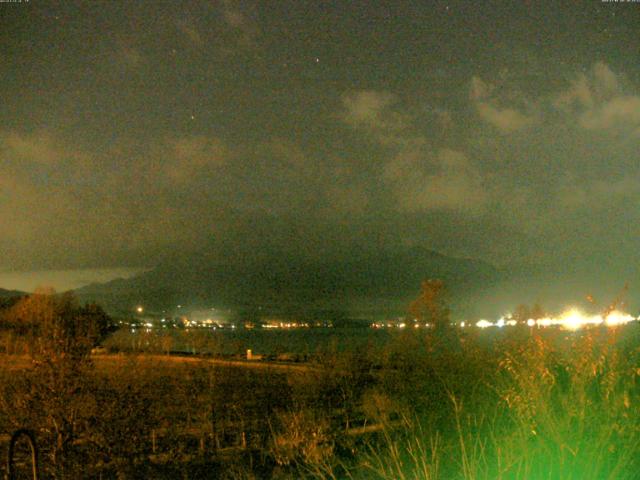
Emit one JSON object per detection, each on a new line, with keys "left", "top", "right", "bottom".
{"left": 75, "top": 247, "right": 500, "bottom": 315}
{"left": 0, "top": 288, "right": 25, "bottom": 299}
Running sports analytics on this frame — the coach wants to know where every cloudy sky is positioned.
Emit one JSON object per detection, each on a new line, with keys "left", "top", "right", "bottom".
{"left": 1, "top": 1, "right": 639, "bottom": 289}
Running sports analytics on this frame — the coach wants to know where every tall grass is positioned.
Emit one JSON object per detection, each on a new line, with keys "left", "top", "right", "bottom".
{"left": 1, "top": 325, "right": 639, "bottom": 478}
{"left": 349, "top": 327, "right": 640, "bottom": 480}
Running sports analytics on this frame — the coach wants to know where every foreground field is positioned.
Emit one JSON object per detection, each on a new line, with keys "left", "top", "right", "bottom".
{"left": 1, "top": 325, "right": 640, "bottom": 479}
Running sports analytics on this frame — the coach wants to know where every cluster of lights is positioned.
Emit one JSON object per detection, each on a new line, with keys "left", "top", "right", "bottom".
{"left": 472, "top": 309, "right": 637, "bottom": 331}
{"left": 182, "top": 318, "right": 235, "bottom": 330}
{"left": 261, "top": 321, "right": 333, "bottom": 329}
{"left": 263, "top": 321, "right": 310, "bottom": 329}
{"left": 371, "top": 321, "right": 431, "bottom": 329}
{"left": 372, "top": 309, "right": 638, "bottom": 331}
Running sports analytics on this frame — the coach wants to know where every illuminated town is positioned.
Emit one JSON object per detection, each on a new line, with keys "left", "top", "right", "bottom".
{"left": 127, "top": 304, "right": 639, "bottom": 333}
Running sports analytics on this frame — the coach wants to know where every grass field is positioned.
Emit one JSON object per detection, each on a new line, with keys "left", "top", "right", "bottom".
{"left": 0, "top": 324, "right": 639, "bottom": 479}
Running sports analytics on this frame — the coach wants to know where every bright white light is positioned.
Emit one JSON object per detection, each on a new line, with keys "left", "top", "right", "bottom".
{"left": 476, "top": 319, "right": 493, "bottom": 328}
{"left": 560, "top": 309, "right": 590, "bottom": 330}
{"left": 527, "top": 319, "right": 536, "bottom": 327}
{"left": 604, "top": 310, "right": 635, "bottom": 326}
{"left": 537, "top": 317, "right": 553, "bottom": 327}
{"left": 548, "top": 309, "right": 602, "bottom": 330}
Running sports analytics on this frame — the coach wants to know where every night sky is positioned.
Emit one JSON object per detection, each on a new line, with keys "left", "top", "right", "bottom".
{"left": 1, "top": 1, "right": 639, "bottom": 291}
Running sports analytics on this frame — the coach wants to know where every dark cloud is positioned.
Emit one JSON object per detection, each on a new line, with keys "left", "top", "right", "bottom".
{"left": 1, "top": 1, "right": 639, "bottom": 286}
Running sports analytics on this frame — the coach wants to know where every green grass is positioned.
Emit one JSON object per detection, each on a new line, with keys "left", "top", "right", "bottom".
{"left": 344, "top": 327, "right": 640, "bottom": 480}
{"left": 1, "top": 326, "right": 639, "bottom": 478}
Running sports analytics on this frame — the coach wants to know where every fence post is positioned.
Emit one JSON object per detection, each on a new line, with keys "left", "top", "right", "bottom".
{"left": 6, "top": 429, "right": 38, "bottom": 480}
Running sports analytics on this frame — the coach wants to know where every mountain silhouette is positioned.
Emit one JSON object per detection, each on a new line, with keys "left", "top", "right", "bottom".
{"left": 75, "top": 247, "right": 500, "bottom": 317}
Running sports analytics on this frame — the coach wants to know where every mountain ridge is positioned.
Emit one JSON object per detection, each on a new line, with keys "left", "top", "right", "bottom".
{"left": 0, "top": 288, "right": 26, "bottom": 299}
{"left": 74, "top": 247, "right": 501, "bottom": 315}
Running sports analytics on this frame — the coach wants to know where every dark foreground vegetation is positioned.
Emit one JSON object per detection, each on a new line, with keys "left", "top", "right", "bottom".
{"left": 1, "top": 290, "right": 640, "bottom": 479}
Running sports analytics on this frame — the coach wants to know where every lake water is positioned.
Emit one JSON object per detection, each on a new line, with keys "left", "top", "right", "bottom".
{"left": 122, "top": 322, "right": 640, "bottom": 358}
{"left": 190, "top": 327, "right": 392, "bottom": 356}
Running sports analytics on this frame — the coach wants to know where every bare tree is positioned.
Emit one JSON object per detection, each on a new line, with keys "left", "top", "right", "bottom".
{"left": 2, "top": 289, "right": 111, "bottom": 477}
{"left": 408, "top": 279, "right": 451, "bottom": 330}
